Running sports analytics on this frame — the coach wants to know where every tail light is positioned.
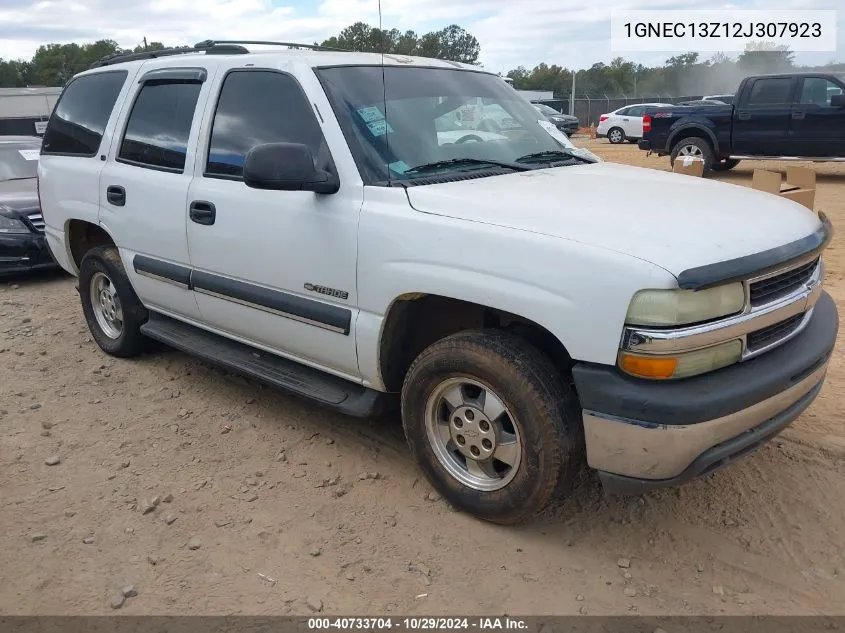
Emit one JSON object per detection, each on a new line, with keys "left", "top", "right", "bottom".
{"left": 642, "top": 114, "right": 652, "bottom": 133}
{"left": 599, "top": 115, "right": 609, "bottom": 122}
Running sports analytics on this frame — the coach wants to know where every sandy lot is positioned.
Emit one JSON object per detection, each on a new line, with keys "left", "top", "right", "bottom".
{"left": 1, "top": 139, "right": 844, "bottom": 616}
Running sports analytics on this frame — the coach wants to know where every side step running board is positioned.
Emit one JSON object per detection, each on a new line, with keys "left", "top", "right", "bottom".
{"left": 140, "top": 312, "right": 384, "bottom": 418}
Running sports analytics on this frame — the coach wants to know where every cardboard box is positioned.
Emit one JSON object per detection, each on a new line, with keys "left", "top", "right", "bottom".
{"left": 672, "top": 155, "right": 705, "bottom": 177}
{"left": 751, "top": 166, "right": 816, "bottom": 209}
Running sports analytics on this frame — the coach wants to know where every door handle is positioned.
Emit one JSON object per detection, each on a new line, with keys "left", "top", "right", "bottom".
{"left": 106, "top": 185, "right": 125, "bottom": 207}
{"left": 189, "top": 201, "right": 216, "bottom": 226}
{"left": 737, "top": 112, "right": 751, "bottom": 121}
{"left": 792, "top": 110, "right": 806, "bottom": 120}
{"left": 622, "top": 118, "right": 630, "bottom": 121}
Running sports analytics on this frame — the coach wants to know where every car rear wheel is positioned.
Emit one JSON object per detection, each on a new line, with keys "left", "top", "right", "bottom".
{"left": 79, "top": 245, "right": 148, "bottom": 357}
{"left": 608, "top": 127, "right": 625, "bottom": 144}
{"left": 401, "top": 330, "right": 583, "bottom": 524}
{"left": 670, "top": 136, "right": 715, "bottom": 172}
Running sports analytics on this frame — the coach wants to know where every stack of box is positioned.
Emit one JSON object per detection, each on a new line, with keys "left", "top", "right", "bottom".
{"left": 751, "top": 167, "right": 816, "bottom": 210}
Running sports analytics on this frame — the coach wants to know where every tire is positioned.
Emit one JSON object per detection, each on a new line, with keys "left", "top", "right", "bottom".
{"left": 669, "top": 136, "right": 715, "bottom": 172}
{"left": 607, "top": 127, "right": 626, "bottom": 144}
{"left": 401, "top": 330, "right": 583, "bottom": 525}
{"left": 79, "top": 245, "right": 148, "bottom": 358}
{"left": 711, "top": 158, "right": 740, "bottom": 172}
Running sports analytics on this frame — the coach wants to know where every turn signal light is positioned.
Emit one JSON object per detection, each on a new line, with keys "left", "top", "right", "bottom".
{"left": 619, "top": 352, "right": 677, "bottom": 379}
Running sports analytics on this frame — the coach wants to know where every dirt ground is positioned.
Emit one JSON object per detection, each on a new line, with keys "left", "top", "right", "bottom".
{"left": 2, "top": 139, "right": 845, "bottom": 617}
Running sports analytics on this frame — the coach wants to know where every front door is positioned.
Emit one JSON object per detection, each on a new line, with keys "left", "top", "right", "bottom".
{"left": 100, "top": 67, "right": 213, "bottom": 321}
{"left": 790, "top": 76, "right": 845, "bottom": 157}
{"left": 186, "top": 67, "right": 361, "bottom": 379}
{"left": 731, "top": 76, "right": 796, "bottom": 156}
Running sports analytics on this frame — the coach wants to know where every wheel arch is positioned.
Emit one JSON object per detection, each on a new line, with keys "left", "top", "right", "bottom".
{"left": 66, "top": 219, "right": 117, "bottom": 273}
{"left": 377, "top": 292, "right": 574, "bottom": 394}
{"left": 667, "top": 125, "right": 719, "bottom": 156}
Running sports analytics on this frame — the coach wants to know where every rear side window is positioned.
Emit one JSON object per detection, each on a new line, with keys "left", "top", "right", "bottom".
{"left": 206, "top": 70, "right": 326, "bottom": 179}
{"left": 118, "top": 82, "right": 202, "bottom": 172}
{"left": 42, "top": 71, "right": 127, "bottom": 157}
{"left": 747, "top": 78, "right": 793, "bottom": 105}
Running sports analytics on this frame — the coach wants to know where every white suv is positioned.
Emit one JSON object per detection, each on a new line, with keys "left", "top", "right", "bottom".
{"left": 38, "top": 42, "right": 837, "bottom": 523}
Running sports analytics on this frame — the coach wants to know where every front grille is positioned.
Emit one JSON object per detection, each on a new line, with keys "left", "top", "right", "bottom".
{"left": 749, "top": 258, "right": 818, "bottom": 307}
{"left": 746, "top": 313, "right": 805, "bottom": 352}
{"left": 26, "top": 212, "right": 45, "bottom": 232}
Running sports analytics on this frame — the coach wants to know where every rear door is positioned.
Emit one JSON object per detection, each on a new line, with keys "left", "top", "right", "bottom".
{"left": 624, "top": 105, "right": 646, "bottom": 138}
{"left": 731, "top": 77, "right": 796, "bottom": 156}
{"left": 99, "top": 65, "right": 215, "bottom": 321}
{"left": 790, "top": 76, "right": 845, "bottom": 157}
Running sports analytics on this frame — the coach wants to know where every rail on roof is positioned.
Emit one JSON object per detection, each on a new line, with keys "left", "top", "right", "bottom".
{"left": 89, "top": 39, "right": 349, "bottom": 69}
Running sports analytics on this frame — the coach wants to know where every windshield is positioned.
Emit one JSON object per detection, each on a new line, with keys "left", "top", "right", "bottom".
{"left": 0, "top": 143, "right": 40, "bottom": 181}
{"left": 316, "top": 66, "right": 578, "bottom": 185}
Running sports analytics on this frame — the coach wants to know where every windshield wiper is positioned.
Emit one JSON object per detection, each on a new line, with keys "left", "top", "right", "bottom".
{"left": 515, "top": 149, "right": 593, "bottom": 165}
{"left": 402, "top": 158, "right": 532, "bottom": 176}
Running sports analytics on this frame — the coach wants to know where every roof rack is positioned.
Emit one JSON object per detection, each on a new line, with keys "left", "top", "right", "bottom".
{"left": 89, "top": 42, "right": 250, "bottom": 69}
{"left": 89, "top": 39, "right": 348, "bottom": 69}
{"left": 193, "top": 39, "right": 348, "bottom": 52}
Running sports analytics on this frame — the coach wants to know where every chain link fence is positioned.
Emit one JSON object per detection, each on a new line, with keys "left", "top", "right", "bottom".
{"left": 535, "top": 95, "right": 704, "bottom": 128}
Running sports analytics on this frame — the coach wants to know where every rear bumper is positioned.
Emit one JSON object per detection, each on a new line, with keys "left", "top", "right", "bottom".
{"left": 0, "top": 232, "right": 57, "bottom": 276}
{"left": 572, "top": 291, "right": 837, "bottom": 492}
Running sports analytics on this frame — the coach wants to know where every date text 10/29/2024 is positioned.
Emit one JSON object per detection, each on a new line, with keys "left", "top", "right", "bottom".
{"left": 308, "top": 618, "right": 530, "bottom": 630}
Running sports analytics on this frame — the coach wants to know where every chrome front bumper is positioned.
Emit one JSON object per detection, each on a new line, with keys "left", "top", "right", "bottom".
{"left": 572, "top": 292, "right": 838, "bottom": 492}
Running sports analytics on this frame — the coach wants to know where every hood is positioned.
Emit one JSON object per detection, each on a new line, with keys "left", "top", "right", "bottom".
{"left": 404, "top": 162, "right": 823, "bottom": 277}
{"left": 0, "top": 178, "right": 39, "bottom": 217}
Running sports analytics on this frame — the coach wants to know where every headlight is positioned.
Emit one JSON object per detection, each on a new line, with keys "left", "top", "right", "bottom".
{"left": 0, "top": 215, "right": 29, "bottom": 234}
{"left": 625, "top": 284, "right": 745, "bottom": 327}
{"left": 619, "top": 340, "right": 742, "bottom": 380}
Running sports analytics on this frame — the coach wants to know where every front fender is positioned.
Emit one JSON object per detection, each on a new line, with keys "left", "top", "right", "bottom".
{"left": 354, "top": 189, "right": 677, "bottom": 389}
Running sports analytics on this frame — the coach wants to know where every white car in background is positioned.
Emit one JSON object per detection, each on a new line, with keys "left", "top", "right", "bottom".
{"left": 596, "top": 103, "right": 672, "bottom": 144}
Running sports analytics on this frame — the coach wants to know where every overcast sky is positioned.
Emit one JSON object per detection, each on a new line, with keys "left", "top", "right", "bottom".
{"left": 0, "top": 0, "right": 842, "bottom": 72}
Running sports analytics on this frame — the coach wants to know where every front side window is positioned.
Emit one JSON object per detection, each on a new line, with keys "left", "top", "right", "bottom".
{"left": 800, "top": 77, "right": 843, "bottom": 106}
{"left": 206, "top": 70, "right": 328, "bottom": 179}
{"left": 317, "top": 66, "right": 583, "bottom": 185}
{"left": 118, "top": 81, "right": 202, "bottom": 172}
{"left": 42, "top": 71, "right": 127, "bottom": 157}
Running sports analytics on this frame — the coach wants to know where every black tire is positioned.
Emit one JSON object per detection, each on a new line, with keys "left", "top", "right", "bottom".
{"left": 401, "top": 330, "right": 583, "bottom": 525}
{"left": 607, "top": 127, "right": 626, "bottom": 144}
{"left": 79, "top": 245, "right": 148, "bottom": 357}
{"left": 711, "top": 158, "right": 741, "bottom": 172}
{"left": 669, "top": 136, "right": 715, "bottom": 172}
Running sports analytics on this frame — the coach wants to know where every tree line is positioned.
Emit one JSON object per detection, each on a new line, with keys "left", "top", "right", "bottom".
{"left": 2, "top": 23, "right": 843, "bottom": 97}
{"left": 0, "top": 22, "right": 480, "bottom": 88}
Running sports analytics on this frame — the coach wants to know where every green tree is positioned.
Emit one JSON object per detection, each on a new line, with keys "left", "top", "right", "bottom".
{"left": 320, "top": 22, "right": 480, "bottom": 63}
{"left": 737, "top": 42, "right": 794, "bottom": 74}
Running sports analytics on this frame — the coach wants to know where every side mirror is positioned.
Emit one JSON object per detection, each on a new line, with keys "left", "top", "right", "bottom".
{"left": 830, "top": 93, "right": 845, "bottom": 108}
{"left": 243, "top": 142, "right": 339, "bottom": 194}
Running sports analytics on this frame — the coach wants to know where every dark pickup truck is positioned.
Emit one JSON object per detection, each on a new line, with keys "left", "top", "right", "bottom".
{"left": 638, "top": 72, "right": 845, "bottom": 172}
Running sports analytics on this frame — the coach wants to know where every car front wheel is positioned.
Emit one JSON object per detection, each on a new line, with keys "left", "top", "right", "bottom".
{"left": 401, "top": 330, "right": 582, "bottom": 524}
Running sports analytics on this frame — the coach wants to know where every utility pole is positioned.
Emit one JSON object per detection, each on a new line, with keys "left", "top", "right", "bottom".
{"left": 569, "top": 70, "right": 576, "bottom": 116}
{"left": 143, "top": 37, "right": 148, "bottom": 51}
